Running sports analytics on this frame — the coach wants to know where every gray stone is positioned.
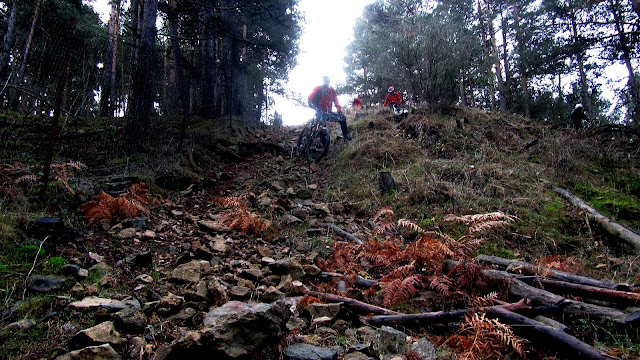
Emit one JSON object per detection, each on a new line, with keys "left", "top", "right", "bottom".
{"left": 371, "top": 326, "right": 408, "bottom": 357}
{"left": 297, "top": 188, "right": 313, "bottom": 200}
{"left": 206, "top": 278, "right": 229, "bottom": 306}
{"left": 55, "top": 344, "right": 121, "bottom": 360}
{"left": 69, "top": 321, "right": 124, "bottom": 350}
{"left": 302, "top": 303, "right": 341, "bottom": 321}
{"left": 125, "top": 252, "right": 153, "bottom": 266}
{"left": 2, "top": 319, "right": 36, "bottom": 332}
{"left": 118, "top": 228, "right": 137, "bottom": 239}
{"left": 411, "top": 338, "right": 437, "bottom": 359}
{"left": 69, "top": 297, "right": 140, "bottom": 312}
{"left": 168, "top": 307, "right": 197, "bottom": 326}
{"left": 282, "top": 343, "right": 337, "bottom": 360}
{"left": 261, "top": 286, "right": 285, "bottom": 302}
{"left": 171, "top": 260, "right": 202, "bottom": 283}
{"left": 343, "top": 352, "right": 369, "bottom": 360}
{"left": 158, "top": 292, "right": 184, "bottom": 309}
{"left": 167, "top": 301, "right": 291, "bottom": 358}
{"left": 268, "top": 258, "right": 305, "bottom": 280}
{"left": 114, "top": 308, "right": 147, "bottom": 333}
{"left": 312, "top": 203, "right": 331, "bottom": 216}
{"left": 238, "top": 268, "right": 263, "bottom": 282}
{"left": 29, "top": 275, "right": 64, "bottom": 293}
{"left": 198, "top": 219, "right": 230, "bottom": 233}
{"left": 59, "top": 264, "right": 88, "bottom": 280}
{"left": 229, "top": 286, "right": 251, "bottom": 299}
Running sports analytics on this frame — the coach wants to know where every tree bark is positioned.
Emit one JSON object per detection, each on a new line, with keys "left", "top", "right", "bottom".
{"left": 100, "top": 0, "right": 120, "bottom": 117}
{"left": 124, "top": 0, "right": 158, "bottom": 153}
{"left": 475, "top": 254, "right": 630, "bottom": 291}
{"left": 526, "top": 277, "right": 640, "bottom": 307}
{"left": 569, "top": 4, "right": 593, "bottom": 117}
{"left": 611, "top": 0, "right": 640, "bottom": 125}
{"left": 363, "top": 299, "right": 530, "bottom": 327}
{"left": 12, "top": 0, "right": 43, "bottom": 110}
{"left": 305, "top": 291, "right": 399, "bottom": 315}
{"left": 168, "top": 0, "right": 190, "bottom": 150}
{"left": 321, "top": 223, "right": 363, "bottom": 244}
{"left": 554, "top": 186, "right": 640, "bottom": 254}
{"left": 0, "top": 0, "right": 18, "bottom": 83}
{"left": 484, "top": 0, "right": 507, "bottom": 112}
{"left": 199, "top": 3, "right": 216, "bottom": 118}
{"left": 486, "top": 307, "right": 610, "bottom": 360}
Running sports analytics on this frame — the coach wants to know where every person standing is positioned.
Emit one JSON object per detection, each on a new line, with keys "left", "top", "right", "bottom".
{"left": 570, "top": 104, "right": 589, "bottom": 129}
{"left": 308, "top": 75, "right": 352, "bottom": 141}
{"left": 383, "top": 86, "right": 402, "bottom": 112}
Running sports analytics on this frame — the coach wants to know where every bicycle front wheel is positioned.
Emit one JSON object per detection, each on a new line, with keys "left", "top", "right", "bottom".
{"left": 306, "top": 128, "right": 330, "bottom": 162}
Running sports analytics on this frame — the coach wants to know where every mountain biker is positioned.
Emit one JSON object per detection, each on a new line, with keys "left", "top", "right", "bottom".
{"left": 383, "top": 86, "right": 402, "bottom": 112}
{"left": 352, "top": 97, "right": 362, "bottom": 108}
{"left": 308, "top": 75, "right": 352, "bottom": 141}
{"left": 570, "top": 103, "right": 589, "bottom": 129}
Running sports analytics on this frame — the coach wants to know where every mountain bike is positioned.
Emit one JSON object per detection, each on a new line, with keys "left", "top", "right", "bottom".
{"left": 297, "top": 111, "right": 345, "bottom": 162}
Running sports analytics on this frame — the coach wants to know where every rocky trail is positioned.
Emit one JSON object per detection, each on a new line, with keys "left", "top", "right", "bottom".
{"left": 3, "top": 112, "right": 640, "bottom": 360}
{"left": 3, "top": 126, "right": 434, "bottom": 360}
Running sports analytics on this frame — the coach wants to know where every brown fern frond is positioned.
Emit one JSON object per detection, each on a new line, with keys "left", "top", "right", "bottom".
{"left": 379, "top": 262, "right": 416, "bottom": 282}
{"left": 81, "top": 192, "right": 117, "bottom": 225}
{"left": 468, "top": 220, "right": 513, "bottom": 235}
{"left": 15, "top": 174, "right": 37, "bottom": 184}
{"left": 459, "top": 312, "right": 527, "bottom": 359}
{"left": 402, "top": 234, "right": 455, "bottom": 272}
{"left": 214, "top": 196, "right": 247, "bottom": 209}
{"left": 429, "top": 275, "right": 455, "bottom": 297}
{"left": 444, "top": 212, "right": 517, "bottom": 225}
{"left": 382, "top": 274, "right": 428, "bottom": 307}
{"left": 114, "top": 196, "right": 141, "bottom": 219}
{"left": 373, "top": 207, "right": 394, "bottom": 222}
{"left": 397, "top": 218, "right": 426, "bottom": 234}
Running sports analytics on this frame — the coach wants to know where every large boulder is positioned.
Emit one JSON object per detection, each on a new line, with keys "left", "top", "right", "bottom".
{"left": 162, "top": 300, "right": 291, "bottom": 359}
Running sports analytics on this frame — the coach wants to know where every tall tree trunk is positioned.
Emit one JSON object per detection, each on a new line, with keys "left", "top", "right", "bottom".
{"left": 125, "top": 0, "right": 158, "bottom": 153}
{"left": 169, "top": 0, "right": 190, "bottom": 150}
{"left": 42, "top": 18, "right": 77, "bottom": 199}
{"left": 500, "top": 11, "right": 512, "bottom": 110}
{"left": 477, "top": 0, "right": 497, "bottom": 109}
{"left": 199, "top": 3, "right": 216, "bottom": 118}
{"left": 569, "top": 4, "right": 593, "bottom": 117}
{"left": 484, "top": 0, "right": 508, "bottom": 112}
{"left": 612, "top": 0, "right": 640, "bottom": 125}
{"left": 0, "top": 0, "right": 18, "bottom": 84}
{"left": 12, "top": 0, "right": 43, "bottom": 110}
{"left": 100, "top": 0, "right": 120, "bottom": 117}
{"left": 221, "top": 0, "right": 240, "bottom": 122}
{"left": 513, "top": 5, "right": 530, "bottom": 118}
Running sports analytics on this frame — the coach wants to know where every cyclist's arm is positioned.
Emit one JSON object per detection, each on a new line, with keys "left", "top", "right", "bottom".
{"left": 332, "top": 88, "right": 342, "bottom": 113}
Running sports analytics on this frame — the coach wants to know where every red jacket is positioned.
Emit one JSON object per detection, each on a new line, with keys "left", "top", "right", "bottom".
{"left": 309, "top": 85, "right": 342, "bottom": 113}
{"left": 384, "top": 92, "right": 402, "bottom": 107}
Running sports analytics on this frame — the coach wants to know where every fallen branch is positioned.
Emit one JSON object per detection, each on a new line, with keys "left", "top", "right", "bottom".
{"left": 486, "top": 307, "right": 612, "bottom": 360}
{"left": 362, "top": 299, "right": 530, "bottom": 327}
{"left": 321, "top": 223, "right": 363, "bottom": 244}
{"left": 523, "top": 277, "right": 640, "bottom": 307}
{"left": 476, "top": 254, "right": 630, "bottom": 291}
{"left": 444, "top": 260, "right": 632, "bottom": 324}
{"left": 305, "top": 291, "right": 398, "bottom": 315}
{"left": 318, "top": 272, "right": 378, "bottom": 288}
{"left": 554, "top": 186, "right": 640, "bottom": 254}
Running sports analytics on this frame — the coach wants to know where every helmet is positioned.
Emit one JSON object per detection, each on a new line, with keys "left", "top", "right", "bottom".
{"left": 322, "top": 75, "right": 330, "bottom": 86}
{"left": 575, "top": 103, "right": 583, "bottom": 109}
{"left": 388, "top": 86, "right": 394, "bottom": 93}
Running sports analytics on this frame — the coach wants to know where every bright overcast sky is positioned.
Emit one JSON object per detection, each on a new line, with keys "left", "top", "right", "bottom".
{"left": 88, "top": 0, "right": 372, "bottom": 125}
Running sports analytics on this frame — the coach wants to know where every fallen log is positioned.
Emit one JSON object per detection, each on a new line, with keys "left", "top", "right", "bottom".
{"left": 554, "top": 186, "right": 640, "bottom": 254}
{"left": 476, "top": 254, "right": 630, "bottom": 291}
{"left": 486, "top": 307, "right": 612, "bottom": 360}
{"left": 321, "top": 223, "right": 363, "bottom": 244}
{"left": 443, "top": 260, "right": 631, "bottom": 324}
{"left": 362, "top": 299, "right": 530, "bottom": 327}
{"left": 305, "top": 291, "right": 398, "bottom": 315}
{"left": 318, "top": 272, "right": 378, "bottom": 288}
{"left": 523, "top": 277, "right": 640, "bottom": 307}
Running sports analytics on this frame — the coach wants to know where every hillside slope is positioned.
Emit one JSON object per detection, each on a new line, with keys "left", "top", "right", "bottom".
{"left": 0, "top": 106, "right": 639, "bottom": 359}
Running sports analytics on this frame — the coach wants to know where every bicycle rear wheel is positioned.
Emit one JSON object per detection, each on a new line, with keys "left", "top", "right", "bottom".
{"left": 306, "top": 128, "right": 330, "bottom": 162}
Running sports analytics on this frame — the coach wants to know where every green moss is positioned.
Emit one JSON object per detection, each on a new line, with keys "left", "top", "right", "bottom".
{"left": 45, "top": 257, "right": 67, "bottom": 272}
{"left": 476, "top": 242, "right": 515, "bottom": 259}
